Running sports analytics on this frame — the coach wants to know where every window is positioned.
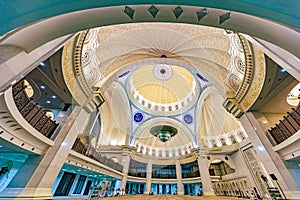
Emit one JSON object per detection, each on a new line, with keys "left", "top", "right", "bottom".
{"left": 73, "top": 175, "right": 87, "bottom": 194}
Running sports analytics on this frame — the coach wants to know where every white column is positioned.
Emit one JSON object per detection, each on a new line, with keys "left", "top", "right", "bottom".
{"left": 0, "top": 106, "right": 89, "bottom": 199}
{"left": 121, "top": 153, "right": 131, "bottom": 192}
{"left": 240, "top": 112, "right": 299, "bottom": 199}
{"left": 145, "top": 159, "right": 152, "bottom": 194}
{"left": 197, "top": 155, "right": 215, "bottom": 196}
{"left": 175, "top": 160, "right": 183, "bottom": 195}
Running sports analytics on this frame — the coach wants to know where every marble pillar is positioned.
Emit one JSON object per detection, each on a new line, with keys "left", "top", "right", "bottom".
{"left": 175, "top": 160, "right": 183, "bottom": 195}
{"left": 240, "top": 112, "right": 300, "bottom": 199}
{"left": 121, "top": 153, "right": 131, "bottom": 192}
{"left": 197, "top": 155, "right": 215, "bottom": 196}
{"left": 145, "top": 159, "right": 152, "bottom": 194}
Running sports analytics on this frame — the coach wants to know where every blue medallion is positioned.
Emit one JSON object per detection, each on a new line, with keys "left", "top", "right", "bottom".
{"left": 134, "top": 112, "right": 143, "bottom": 123}
{"left": 184, "top": 114, "right": 193, "bottom": 124}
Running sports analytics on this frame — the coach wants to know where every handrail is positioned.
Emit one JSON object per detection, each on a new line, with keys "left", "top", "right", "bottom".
{"left": 72, "top": 138, "right": 123, "bottom": 172}
{"left": 12, "top": 79, "right": 59, "bottom": 139}
{"left": 266, "top": 103, "right": 300, "bottom": 145}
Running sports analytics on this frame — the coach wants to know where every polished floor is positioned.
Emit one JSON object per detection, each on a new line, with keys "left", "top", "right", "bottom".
{"left": 92, "top": 195, "right": 247, "bottom": 199}
{"left": 56, "top": 195, "right": 253, "bottom": 200}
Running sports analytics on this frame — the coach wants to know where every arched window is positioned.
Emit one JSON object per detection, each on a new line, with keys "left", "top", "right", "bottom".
{"left": 239, "top": 132, "right": 246, "bottom": 140}
{"left": 229, "top": 135, "right": 237, "bottom": 144}
{"left": 24, "top": 80, "right": 34, "bottom": 98}
{"left": 220, "top": 137, "right": 227, "bottom": 146}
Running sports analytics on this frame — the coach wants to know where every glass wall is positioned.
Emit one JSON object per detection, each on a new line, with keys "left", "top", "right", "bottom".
{"left": 151, "top": 183, "right": 177, "bottom": 195}
{"left": 152, "top": 164, "right": 176, "bottom": 179}
{"left": 128, "top": 159, "right": 147, "bottom": 178}
{"left": 183, "top": 182, "right": 203, "bottom": 195}
{"left": 181, "top": 160, "right": 200, "bottom": 178}
{"left": 52, "top": 164, "right": 119, "bottom": 197}
{"left": 125, "top": 181, "right": 145, "bottom": 194}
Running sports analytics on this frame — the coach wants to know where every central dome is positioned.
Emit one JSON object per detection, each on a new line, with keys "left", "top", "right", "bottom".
{"left": 129, "top": 64, "right": 197, "bottom": 112}
{"left": 152, "top": 64, "right": 173, "bottom": 81}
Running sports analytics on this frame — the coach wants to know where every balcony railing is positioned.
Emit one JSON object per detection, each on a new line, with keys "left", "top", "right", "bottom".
{"left": 266, "top": 103, "right": 300, "bottom": 145}
{"left": 72, "top": 138, "right": 123, "bottom": 172}
{"left": 12, "top": 80, "right": 59, "bottom": 139}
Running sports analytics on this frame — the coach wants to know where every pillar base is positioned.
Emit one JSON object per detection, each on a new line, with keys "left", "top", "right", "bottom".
{"left": 177, "top": 192, "right": 184, "bottom": 195}
{"left": 204, "top": 191, "right": 215, "bottom": 196}
{"left": 0, "top": 188, "right": 52, "bottom": 199}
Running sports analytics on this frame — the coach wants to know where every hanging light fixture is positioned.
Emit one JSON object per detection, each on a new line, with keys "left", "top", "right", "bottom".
{"left": 150, "top": 125, "right": 178, "bottom": 142}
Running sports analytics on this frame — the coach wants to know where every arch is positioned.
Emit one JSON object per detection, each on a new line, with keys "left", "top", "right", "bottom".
{"left": 99, "top": 83, "right": 131, "bottom": 146}
{"left": 218, "top": 136, "right": 227, "bottom": 147}
{"left": 229, "top": 134, "right": 237, "bottom": 144}
{"left": 132, "top": 116, "right": 195, "bottom": 149}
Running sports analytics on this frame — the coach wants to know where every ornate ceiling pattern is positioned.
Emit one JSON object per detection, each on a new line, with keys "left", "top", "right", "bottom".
{"left": 63, "top": 23, "right": 252, "bottom": 158}
{"left": 129, "top": 64, "right": 197, "bottom": 112}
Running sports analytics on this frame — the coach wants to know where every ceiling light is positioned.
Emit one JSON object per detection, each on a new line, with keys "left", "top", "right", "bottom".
{"left": 46, "top": 100, "right": 51, "bottom": 104}
{"left": 150, "top": 125, "right": 178, "bottom": 143}
{"left": 40, "top": 85, "right": 45, "bottom": 89}
{"left": 211, "top": 159, "right": 222, "bottom": 164}
{"left": 280, "top": 68, "right": 286, "bottom": 72}
{"left": 39, "top": 62, "right": 45, "bottom": 67}
{"left": 51, "top": 95, "right": 56, "bottom": 99}
{"left": 257, "top": 146, "right": 265, "bottom": 151}
{"left": 11, "top": 80, "right": 17, "bottom": 85}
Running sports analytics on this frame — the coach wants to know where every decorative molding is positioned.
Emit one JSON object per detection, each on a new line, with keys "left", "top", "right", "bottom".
{"left": 62, "top": 30, "right": 105, "bottom": 113}
{"left": 234, "top": 34, "right": 254, "bottom": 103}
{"left": 223, "top": 34, "right": 254, "bottom": 118}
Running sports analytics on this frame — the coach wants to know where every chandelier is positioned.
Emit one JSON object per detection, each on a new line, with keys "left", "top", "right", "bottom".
{"left": 150, "top": 125, "right": 178, "bottom": 142}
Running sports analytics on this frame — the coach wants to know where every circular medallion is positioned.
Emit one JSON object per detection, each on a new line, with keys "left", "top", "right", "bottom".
{"left": 134, "top": 112, "right": 143, "bottom": 123}
{"left": 184, "top": 114, "right": 193, "bottom": 124}
{"left": 152, "top": 64, "right": 173, "bottom": 81}
{"left": 234, "top": 56, "right": 245, "bottom": 72}
{"left": 82, "top": 49, "right": 91, "bottom": 66}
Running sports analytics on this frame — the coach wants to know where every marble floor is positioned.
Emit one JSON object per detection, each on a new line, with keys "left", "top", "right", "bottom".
{"left": 55, "top": 195, "right": 253, "bottom": 200}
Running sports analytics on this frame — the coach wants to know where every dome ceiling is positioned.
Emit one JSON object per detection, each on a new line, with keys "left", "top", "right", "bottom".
{"left": 80, "top": 23, "right": 247, "bottom": 156}
{"left": 129, "top": 64, "right": 197, "bottom": 112}
{"left": 81, "top": 23, "right": 245, "bottom": 95}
